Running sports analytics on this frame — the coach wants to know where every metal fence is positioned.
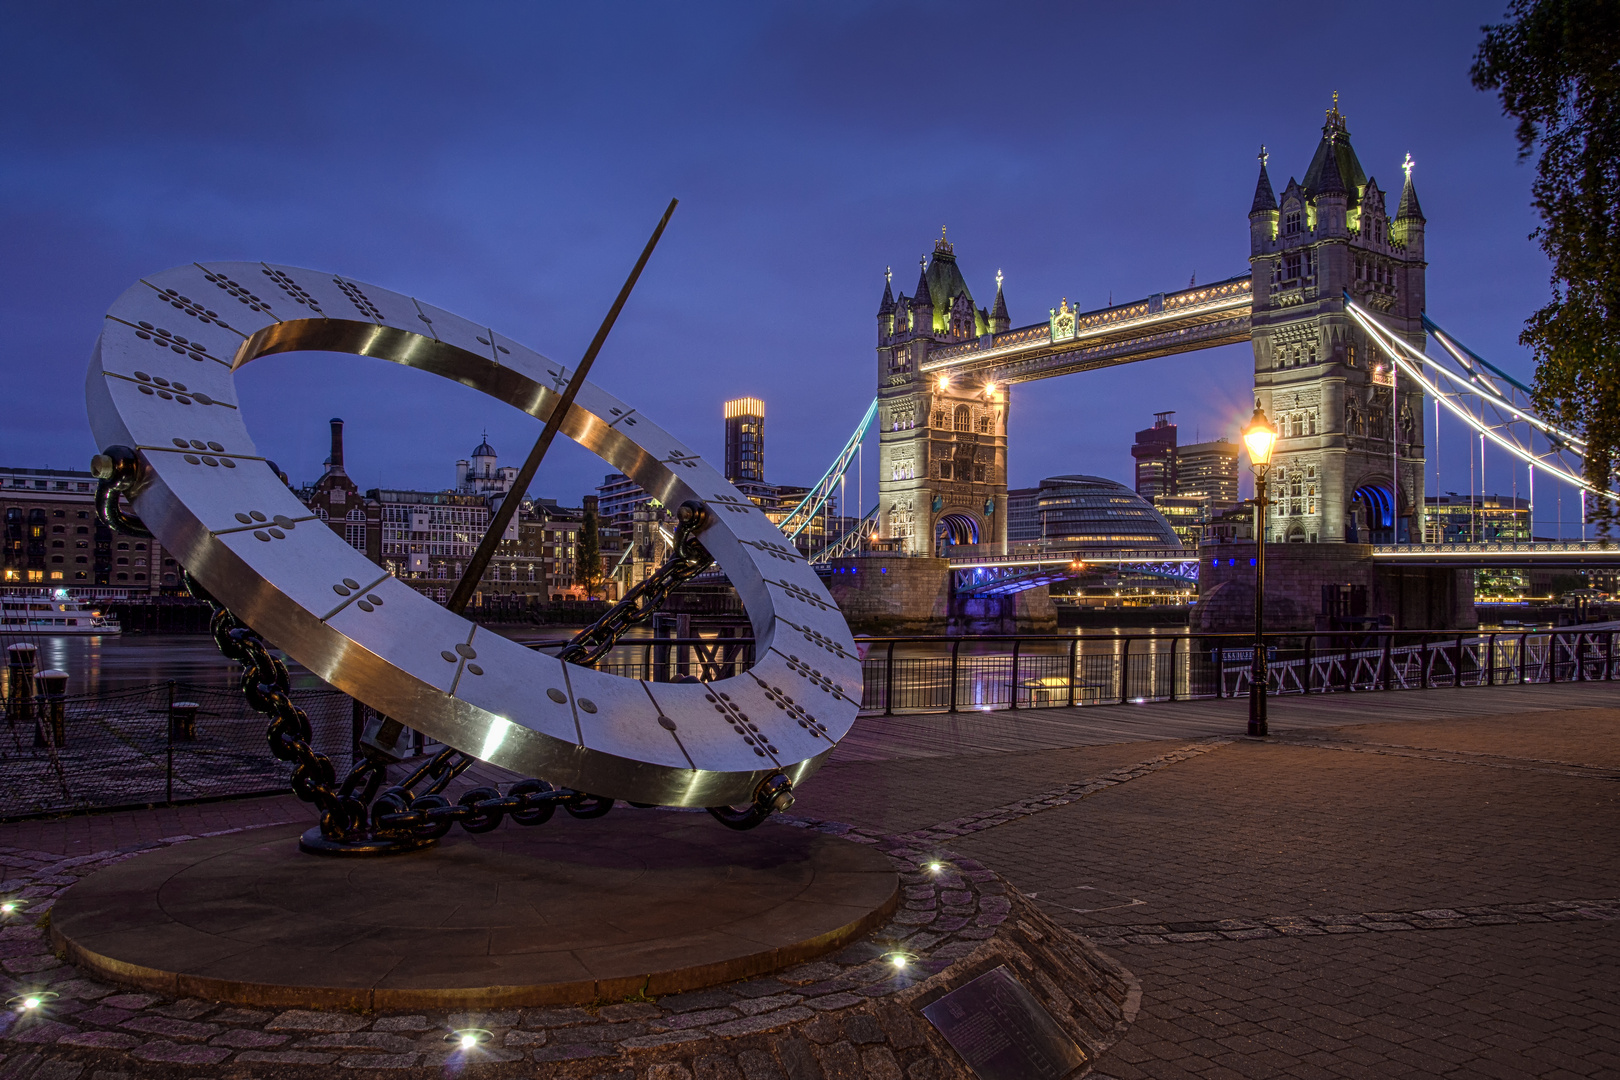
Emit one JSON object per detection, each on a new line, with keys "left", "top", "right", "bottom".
{"left": 0, "top": 681, "right": 361, "bottom": 820}
{"left": 856, "top": 627, "right": 1620, "bottom": 715}
{"left": 528, "top": 635, "right": 756, "bottom": 682}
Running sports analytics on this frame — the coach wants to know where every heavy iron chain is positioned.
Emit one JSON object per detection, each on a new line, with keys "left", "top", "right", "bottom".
{"left": 93, "top": 453, "right": 793, "bottom": 842}
{"left": 557, "top": 499, "right": 715, "bottom": 666}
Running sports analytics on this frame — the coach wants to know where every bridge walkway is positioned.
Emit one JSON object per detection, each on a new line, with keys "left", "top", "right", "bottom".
{"left": 836, "top": 680, "right": 1620, "bottom": 762}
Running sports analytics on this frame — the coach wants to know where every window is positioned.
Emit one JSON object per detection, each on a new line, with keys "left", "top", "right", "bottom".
{"left": 953, "top": 405, "right": 971, "bottom": 432}
{"left": 1284, "top": 253, "right": 1301, "bottom": 279}
{"left": 1284, "top": 210, "right": 1301, "bottom": 235}
{"left": 977, "top": 416, "right": 992, "bottom": 434}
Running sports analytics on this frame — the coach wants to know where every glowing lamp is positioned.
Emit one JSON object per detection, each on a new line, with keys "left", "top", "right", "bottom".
{"left": 892, "top": 956, "right": 907, "bottom": 970}
{"left": 937, "top": 374, "right": 950, "bottom": 391}
{"left": 461, "top": 1035, "right": 477, "bottom": 1049}
{"left": 1242, "top": 407, "right": 1278, "bottom": 468}
{"left": 22, "top": 997, "right": 39, "bottom": 1011}
{"left": 983, "top": 381, "right": 997, "bottom": 397}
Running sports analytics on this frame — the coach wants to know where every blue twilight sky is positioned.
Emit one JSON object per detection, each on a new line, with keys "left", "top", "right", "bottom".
{"left": 1, "top": 2, "right": 1579, "bottom": 525}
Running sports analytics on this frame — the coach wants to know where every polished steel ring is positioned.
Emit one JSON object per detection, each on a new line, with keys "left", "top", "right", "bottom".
{"left": 85, "top": 263, "right": 860, "bottom": 806}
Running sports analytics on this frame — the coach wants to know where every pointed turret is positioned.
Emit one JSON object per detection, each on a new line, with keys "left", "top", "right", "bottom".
{"left": 1316, "top": 137, "right": 1346, "bottom": 196}
{"left": 1250, "top": 151, "right": 1278, "bottom": 214}
{"left": 1396, "top": 171, "right": 1424, "bottom": 222}
{"left": 878, "top": 268, "right": 895, "bottom": 316}
{"left": 910, "top": 259, "right": 934, "bottom": 331}
{"left": 990, "top": 269, "right": 1010, "bottom": 334}
{"left": 1392, "top": 154, "right": 1426, "bottom": 255}
{"left": 1250, "top": 146, "right": 1280, "bottom": 253}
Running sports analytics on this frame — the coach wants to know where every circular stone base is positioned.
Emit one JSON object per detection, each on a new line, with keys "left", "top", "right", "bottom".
{"left": 49, "top": 812, "right": 898, "bottom": 1011}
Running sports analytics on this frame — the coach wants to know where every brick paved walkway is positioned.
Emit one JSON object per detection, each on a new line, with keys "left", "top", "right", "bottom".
{"left": 1, "top": 683, "right": 1617, "bottom": 1077}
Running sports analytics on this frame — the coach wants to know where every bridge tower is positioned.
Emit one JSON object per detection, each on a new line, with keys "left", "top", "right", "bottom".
{"left": 875, "top": 230, "right": 1010, "bottom": 555}
{"left": 1249, "top": 97, "right": 1428, "bottom": 544}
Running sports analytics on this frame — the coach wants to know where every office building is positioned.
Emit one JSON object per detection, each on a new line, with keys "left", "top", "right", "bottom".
{"left": 725, "top": 398, "right": 766, "bottom": 484}
{"left": 1175, "top": 438, "right": 1240, "bottom": 508}
{"left": 1424, "top": 494, "right": 1530, "bottom": 544}
{"left": 1131, "top": 412, "right": 1178, "bottom": 499}
{"left": 1, "top": 465, "right": 173, "bottom": 595}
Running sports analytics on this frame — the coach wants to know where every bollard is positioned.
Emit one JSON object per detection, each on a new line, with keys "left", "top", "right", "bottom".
{"left": 169, "top": 700, "right": 200, "bottom": 741}
{"left": 36, "top": 669, "right": 68, "bottom": 748}
{"left": 8, "top": 643, "right": 37, "bottom": 737}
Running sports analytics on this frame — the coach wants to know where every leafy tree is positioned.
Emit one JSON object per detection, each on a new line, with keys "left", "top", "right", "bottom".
{"left": 574, "top": 507, "right": 603, "bottom": 600}
{"left": 1472, "top": 0, "right": 1620, "bottom": 529}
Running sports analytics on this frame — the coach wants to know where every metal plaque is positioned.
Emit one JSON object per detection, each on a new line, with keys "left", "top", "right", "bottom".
{"left": 84, "top": 262, "right": 861, "bottom": 807}
{"left": 921, "top": 965, "right": 1087, "bottom": 1080}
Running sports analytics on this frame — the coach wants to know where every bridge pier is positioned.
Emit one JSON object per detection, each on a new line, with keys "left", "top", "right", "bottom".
{"left": 1195, "top": 542, "right": 1475, "bottom": 634}
{"left": 823, "top": 556, "right": 1055, "bottom": 635}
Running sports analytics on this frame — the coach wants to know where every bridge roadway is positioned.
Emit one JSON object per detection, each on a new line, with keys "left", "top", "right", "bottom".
{"left": 920, "top": 274, "right": 1254, "bottom": 384}
{"left": 946, "top": 540, "right": 1620, "bottom": 595}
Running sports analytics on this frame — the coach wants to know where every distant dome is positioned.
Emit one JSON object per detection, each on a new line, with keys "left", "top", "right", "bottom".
{"left": 471, "top": 440, "right": 496, "bottom": 458}
{"left": 1034, "top": 475, "right": 1184, "bottom": 549}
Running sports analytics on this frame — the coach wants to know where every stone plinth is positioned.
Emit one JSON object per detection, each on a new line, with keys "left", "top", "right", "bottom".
{"left": 49, "top": 813, "right": 898, "bottom": 1011}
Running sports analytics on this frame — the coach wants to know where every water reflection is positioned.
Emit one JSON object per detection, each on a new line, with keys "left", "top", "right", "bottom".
{"left": 0, "top": 633, "right": 311, "bottom": 698}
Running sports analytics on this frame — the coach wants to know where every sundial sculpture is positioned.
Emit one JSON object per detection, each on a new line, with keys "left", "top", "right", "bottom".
{"left": 85, "top": 212, "right": 860, "bottom": 854}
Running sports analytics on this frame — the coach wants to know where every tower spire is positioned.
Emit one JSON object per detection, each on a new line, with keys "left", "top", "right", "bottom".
{"left": 878, "top": 266, "right": 895, "bottom": 315}
{"left": 990, "top": 268, "right": 1009, "bottom": 333}
{"left": 1250, "top": 144, "right": 1277, "bottom": 214}
{"left": 1396, "top": 154, "right": 1424, "bottom": 222}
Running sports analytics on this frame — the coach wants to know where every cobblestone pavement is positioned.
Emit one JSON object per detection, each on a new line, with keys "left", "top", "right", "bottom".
{"left": 1, "top": 685, "right": 1618, "bottom": 1077}
{"left": 946, "top": 705, "right": 1620, "bottom": 1079}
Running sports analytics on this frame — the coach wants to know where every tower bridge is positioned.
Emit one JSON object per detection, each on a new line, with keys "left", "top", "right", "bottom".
{"left": 874, "top": 97, "right": 1431, "bottom": 558}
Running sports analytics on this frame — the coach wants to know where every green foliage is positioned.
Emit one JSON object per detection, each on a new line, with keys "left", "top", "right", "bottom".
{"left": 575, "top": 508, "right": 603, "bottom": 600}
{"left": 1472, "top": 0, "right": 1620, "bottom": 530}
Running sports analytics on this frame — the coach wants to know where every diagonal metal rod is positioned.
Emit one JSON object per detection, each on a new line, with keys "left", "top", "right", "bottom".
{"left": 447, "top": 198, "right": 679, "bottom": 615}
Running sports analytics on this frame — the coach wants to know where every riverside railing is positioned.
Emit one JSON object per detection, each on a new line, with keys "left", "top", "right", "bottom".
{"left": 0, "top": 681, "right": 363, "bottom": 820}
{"left": 855, "top": 627, "right": 1620, "bottom": 716}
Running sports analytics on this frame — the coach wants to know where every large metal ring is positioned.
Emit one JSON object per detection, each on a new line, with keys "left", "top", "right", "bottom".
{"left": 84, "top": 263, "right": 860, "bottom": 806}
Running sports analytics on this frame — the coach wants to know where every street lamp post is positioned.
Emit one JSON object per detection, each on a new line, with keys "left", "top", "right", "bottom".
{"left": 1242, "top": 407, "right": 1278, "bottom": 737}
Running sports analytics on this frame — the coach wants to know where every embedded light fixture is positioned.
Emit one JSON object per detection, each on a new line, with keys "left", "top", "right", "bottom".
{"left": 8, "top": 992, "right": 55, "bottom": 1013}
{"left": 983, "top": 381, "right": 997, "bottom": 397}
{"left": 882, "top": 949, "right": 918, "bottom": 971}
{"left": 937, "top": 374, "right": 951, "bottom": 391}
{"left": 446, "top": 1028, "right": 491, "bottom": 1051}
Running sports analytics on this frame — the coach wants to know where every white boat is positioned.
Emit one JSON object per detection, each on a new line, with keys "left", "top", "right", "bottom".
{"left": 0, "top": 590, "right": 121, "bottom": 635}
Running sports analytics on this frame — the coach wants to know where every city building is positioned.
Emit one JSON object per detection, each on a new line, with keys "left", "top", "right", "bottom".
{"left": 1131, "top": 413, "right": 1178, "bottom": 499}
{"left": 1175, "top": 439, "right": 1240, "bottom": 508}
{"left": 597, "top": 473, "right": 655, "bottom": 523}
{"left": 455, "top": 435, "right": 520, "bottom": 498}
{"left": 1, "top": 465, "right": 173, "bottom": 595}
{"left": 1152, "top": 495, "right": 1213, "bottom": 547}
{"left": 724, "top": 398, "right": 765, "bottom": 484}
{"left": 1026, "top": 475, "right": 1184, "bottom": 549}
{"left": 1423, "top": 494, "right": 1530, "bottom": 544}
{"left": 301, "top": 419, "right": 382, "bottom": 563}
{"left": 1007, "top": 486, "right": 1041, "bottom": 543}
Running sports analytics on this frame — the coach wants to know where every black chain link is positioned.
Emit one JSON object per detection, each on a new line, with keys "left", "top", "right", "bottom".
{"left": 558, "top": 499, "right": 714, "bottom": 666}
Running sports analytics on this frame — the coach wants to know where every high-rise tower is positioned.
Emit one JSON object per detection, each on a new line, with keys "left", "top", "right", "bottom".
{"left": 876, "top": 230, "right": 1009, "bottom": 555}
{"left": 1249, "top": 97, "right": 1427, "bottom": 543}
{"left": 724, "top": 397, "right": 766, "bottom": 484}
